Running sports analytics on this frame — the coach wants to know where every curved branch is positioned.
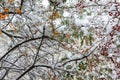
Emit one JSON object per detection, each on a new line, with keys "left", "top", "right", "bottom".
{"left": 0, "top": 36, "right": 44, "bottom": 61}
{"left": 59, "top": 45, "right": 98, "bottom": 67}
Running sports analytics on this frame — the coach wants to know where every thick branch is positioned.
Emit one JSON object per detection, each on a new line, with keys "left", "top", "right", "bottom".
{"left": 0, "top": 37, "right": 45, "bottom": 61}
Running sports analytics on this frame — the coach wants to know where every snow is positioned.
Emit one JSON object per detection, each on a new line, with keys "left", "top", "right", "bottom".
{"left": 41, "top": 0, "right": 50, "bottom": 9}
{"left": 0, "top": 0, "right": 120, "bottom": 79}
{"left": 116, "top": 58, "right": 120, "bottom": 63}
{"left": 81, "top": 27, "right": 89, "bottom": 36}
{"left": 63, "top": 11, "right": 70, "bottom": 17}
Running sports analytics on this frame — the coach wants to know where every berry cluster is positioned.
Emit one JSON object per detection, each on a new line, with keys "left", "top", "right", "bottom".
{"left": 108, "top": 1, "right": 120, "bottom": 17}
{"left": 75, "top": 1, "right": 84, "bottom": 10}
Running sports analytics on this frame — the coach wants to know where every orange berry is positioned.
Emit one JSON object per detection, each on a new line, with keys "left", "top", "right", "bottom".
{"left": 8, "top": 0, "right": 13, "bottom": 3}
{"left": 66, "top": 34, "right": 70, "bottom": 38}
{"left": 0, "top": 30, "right": 2, "bottom": 36}
{"left": 0, "top": 12, "right": 2, "bottom": 16}
{"left": 16, "top": 9, "right": 22, "bottom": 14}
{"left": 53, "top": 31, "right": 59, "bottom": 37}
{"left": 4, "top": 8, "right": 9, "bottom": 13}
{"left": 1, "top": 15, "right": 6, "bottom": 20}
{"left": 53, "top": 11, "right": 60, "bottom": 18}
{"left": 0, "top": 12, "right": 8, "bottom": 20}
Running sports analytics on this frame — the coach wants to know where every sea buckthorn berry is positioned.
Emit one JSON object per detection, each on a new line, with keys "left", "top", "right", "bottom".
{"left": 76, "top": 1, "right": 84, "bottom": 10}
{"left": 8, "top": 0, "right": 13, "bottom": 3}
{"left": 16, "top": 9, "right": 22, "bottom": 14}
{"left": 109, "top": 12, "right": 113, "bottom": 16}
{"left": 4, "top": 8, "right": 9, "bottom": 13}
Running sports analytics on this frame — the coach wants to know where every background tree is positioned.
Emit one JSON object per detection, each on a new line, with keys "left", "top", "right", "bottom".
{"left": 0, "top": 0, "right": 120, "bottom": 80}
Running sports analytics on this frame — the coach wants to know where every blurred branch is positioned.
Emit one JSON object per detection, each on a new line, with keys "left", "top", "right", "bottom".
{"left": 20, "top": 0, "right": 24, "bottom": 10}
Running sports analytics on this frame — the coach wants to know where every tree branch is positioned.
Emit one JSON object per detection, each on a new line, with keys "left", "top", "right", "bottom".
{"left": 1, "top": 30, "right": 24, "bottom": 39}
{"left": 0, "top": 37, "right": 44, "bottom": 61}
